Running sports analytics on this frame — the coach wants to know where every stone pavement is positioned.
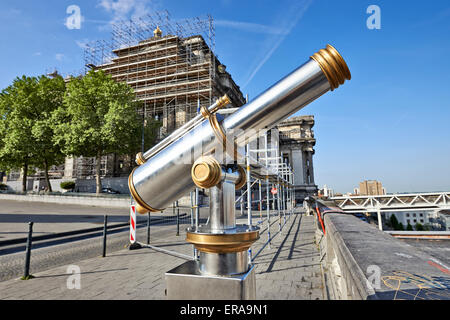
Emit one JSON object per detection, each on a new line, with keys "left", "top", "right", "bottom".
{"left": 0, "top": 211, "right": 325, "bottom": 300}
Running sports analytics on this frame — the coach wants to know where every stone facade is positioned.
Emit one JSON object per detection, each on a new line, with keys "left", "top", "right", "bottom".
{"left": 277, "top": 115, "right": 318, "bottom": 203}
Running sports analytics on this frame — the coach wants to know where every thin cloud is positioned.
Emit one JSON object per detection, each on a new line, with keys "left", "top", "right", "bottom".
{"left": 97, "top": 0, "right": 159, "bottom": 26}
{"left": 241, "top": 0, "right": 313, "bottom": 89}
{"left": 55, "top": 53, "right": 65, "bottom": 61}
{"left": 215, "top": 20, "right": 289, "bottom": 35}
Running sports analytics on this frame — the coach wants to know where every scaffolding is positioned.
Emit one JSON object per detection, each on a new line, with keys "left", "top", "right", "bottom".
{"left": 83, "top": 10, "right": 223, "bottom": 137}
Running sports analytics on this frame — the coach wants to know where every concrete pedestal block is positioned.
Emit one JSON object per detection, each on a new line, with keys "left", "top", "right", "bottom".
{"left": 165, "top": 260, "right": 256, "bottom": 300}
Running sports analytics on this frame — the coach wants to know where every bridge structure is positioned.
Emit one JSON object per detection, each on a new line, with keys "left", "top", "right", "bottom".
{"left": 330, "top": 192, "right": 450, "bottom": 230}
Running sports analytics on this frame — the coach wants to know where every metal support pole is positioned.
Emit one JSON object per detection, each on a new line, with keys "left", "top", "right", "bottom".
{"left": 176, "top": 200, "right": 180, "bottom": 236}
{"left": 377, "top": 207, "right": 383, "bottom": 231}
{"left": 195, "top": 188, "right": 199, "bottom": 259}
{"left": 272, "top": 183, "right": 276, "bottom": 211}
{"left": 102, "top": 215, "right": 108, "bottom": 257}
{"left": 282, "top": 183, "right": 286, "bottom": 227}
{"left": 246, "top": 144, "right": 252, "bottom": 264}
{"left": 22, "top": 222, "right": 33, "bottom": 280}
{"left": 190, "top": 191, "right": 196, "bottom": 258}
{"left": 190, "top": 191, "right": 194, "bottom": 226}
{"left": 258, "top": 180, "right": 262, "bottom": 222}
{"left": 147, "top": 212, "right": 151, "bottom": 245}
{"left": 195, "top": 188, "right": 199, "bottom": 229}
{"left": 277, "top": 180, "right": 281, "bottom": 233}
{"left": 266, "top": 176, "right": 271, "bottom": 249}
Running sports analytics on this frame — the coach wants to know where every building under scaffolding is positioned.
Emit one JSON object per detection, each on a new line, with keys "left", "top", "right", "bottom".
{"left": 84, "top": 12, "right": 245, "bottom": 137}
{"left": 63, "top": 12, "right": 246, "bottom": 179}
{"left": 2, "top": 11, "right": 318, "bottom": 201}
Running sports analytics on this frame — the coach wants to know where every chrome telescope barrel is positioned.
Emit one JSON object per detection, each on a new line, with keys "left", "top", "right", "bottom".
{"left": 137, "top": 95, "right": 231, "bottom": 164}
{"left": 223, "top": 44, "right": 351, "bottom": 146}
{"left": 129, "top": 44, "right": 351, "bottom": 214}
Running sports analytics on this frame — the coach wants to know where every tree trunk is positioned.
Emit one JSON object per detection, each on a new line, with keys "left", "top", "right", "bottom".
{"left": 96, "top": 151, "right": 102, "bottom": 194}
{"left": 22, "top": 160, "right": 28, "bottom": 193}
{"left": 44, "top": 158, "right": 52, "bottom": 193}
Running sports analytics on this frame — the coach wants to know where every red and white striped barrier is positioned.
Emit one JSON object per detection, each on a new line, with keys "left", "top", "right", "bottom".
{"left": 130, "top": 204, "right": 136, "bottom": 244}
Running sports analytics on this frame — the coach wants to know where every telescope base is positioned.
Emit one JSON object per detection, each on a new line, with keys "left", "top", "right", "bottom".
{"left": 165, "top": 260, "right": 256, "bottom": 300}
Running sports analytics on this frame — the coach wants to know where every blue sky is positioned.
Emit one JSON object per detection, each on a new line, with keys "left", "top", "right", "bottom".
{"left": 1, "top": 0, "right": 449, "bottom": 193}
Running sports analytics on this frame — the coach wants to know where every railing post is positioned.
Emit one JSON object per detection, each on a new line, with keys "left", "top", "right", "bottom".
{"left": 265, "top": 177, "right": 271, "bottom": 249}
{"left": 22, "top": 222, "right": 34, "bottom": 280}
{"left": 277, "top": 180, "right": 281, "bottom": 233}
{"left": 246, "top": 144, "right": 252, "bottom": 265}
{"left": 195, "top": 188, "right": 200, "bottom": 260}
{"left": 102, "top": 215, "right": 108, "bottom": 257}
{"left": 176, "top": 200, "right": 180, "bottom": 236}
{"left": 190, "top": 191, "right": 197, "bottom": 259}
{"left": 258, "top": 180, "right": 262, "bottom": 223}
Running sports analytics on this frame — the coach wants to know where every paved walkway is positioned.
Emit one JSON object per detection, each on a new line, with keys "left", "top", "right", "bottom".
{"left": 0, "top": 212, "right": 324, "bottom": 300}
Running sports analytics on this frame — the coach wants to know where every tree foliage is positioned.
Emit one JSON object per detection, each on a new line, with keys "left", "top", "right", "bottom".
{"left": 32, "top": 75, "right": 66, "bottom": 191}
{"left": 0, "top": 75, "right": 66, "bottom": 192}
{"left": 0, "top": 76, "right": 40, "bottom": 191}
{"left": 53, "top": 70, "right": 144, "bottom": 193}
{"left": 60, "top": 181, "right": 76, "bottom": 190}
{"left": 1, "top": 70, "right": 160, "bottom": 194}
{"left": 389, "top": 214, "right": 400, "bottom": 230}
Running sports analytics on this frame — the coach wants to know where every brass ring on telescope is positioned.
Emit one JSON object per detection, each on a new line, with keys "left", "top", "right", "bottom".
{"left": 200, "top": 94, "right": 231, "bottom": 119}
{"left": 310, "top": 44, "right": 351, "bottom": 91}
{"left": 191, "top": 156, "right": 222, "bottom": 189}
{"left": 128, "top": 167, "right": 164, "bottom": 214}
{"left": 208, "top": 113, "right": 240, "bottom": 161}
{"left": 234, "top": 165, "right": 247, "bottom": 190}
{"left": 200, "top": 105, "right": 211, "bottom": 119}
{"left": 186, "top": 230, "right": 259, "bottom": 254}
{"left": 135, "top": 152, "right": 146, "bottom": 166}
{"left": 210, "top": 94, "right": 231, "bottom": 113}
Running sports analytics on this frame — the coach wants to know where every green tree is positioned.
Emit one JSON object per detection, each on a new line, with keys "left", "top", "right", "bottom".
{"left": 389, "top": 214, "right": 400, "bottom": 230}
{"left": 60, "top": 181, "right": 75, "bottom": 191}
{"left": 397, "top": 222, "right": 405, "bottom": 231}
{"left": 415, "top": 223, "right": 424, "bottom": 231}
{"left": 139, "top": 115, "right": 162, "bottom": 152}
{"left": 0, "top": 76, "right": 39, "bottom": 192}
{"left": 406, "top": 223, "right": 413, "bottom": 231}
{"left": 0, "top": 75, "right": 66, "bottom": 192}
{"left": 31, "top": 75, "right": 66, "bottom": 192}
{"left": 53, "top": 70, "right": 143, "bottom": 194}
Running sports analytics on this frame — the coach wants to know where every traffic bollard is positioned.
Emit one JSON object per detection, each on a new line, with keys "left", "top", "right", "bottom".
{"left": 22, "top": 222, "right": 34, "bottom": 280}
{"left": 147, "top": 212, "right": 151, "bottom": 244}
{"left": 102, "top": 215, "right": 107, "bottom": 257}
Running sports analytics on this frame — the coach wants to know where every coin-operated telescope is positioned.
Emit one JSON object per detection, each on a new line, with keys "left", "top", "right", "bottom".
{"left": 129, "top": 45, "right": 351, "bottom": 299}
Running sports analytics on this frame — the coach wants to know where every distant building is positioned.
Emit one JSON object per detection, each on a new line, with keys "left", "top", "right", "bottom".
{"left": 386, "top": 211, "right": 431, "bottom": 229}
{"left": 436, "top": 210, "right": 450, "bottom": 231}
{"left": 318, "top": 185, "right": 334, "bottom": 198}
{"left": 277, "top": 115, "right": 318, "bottom": 202}
{"left": 357, "top": 180, "right": 385, "bottom": 196}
